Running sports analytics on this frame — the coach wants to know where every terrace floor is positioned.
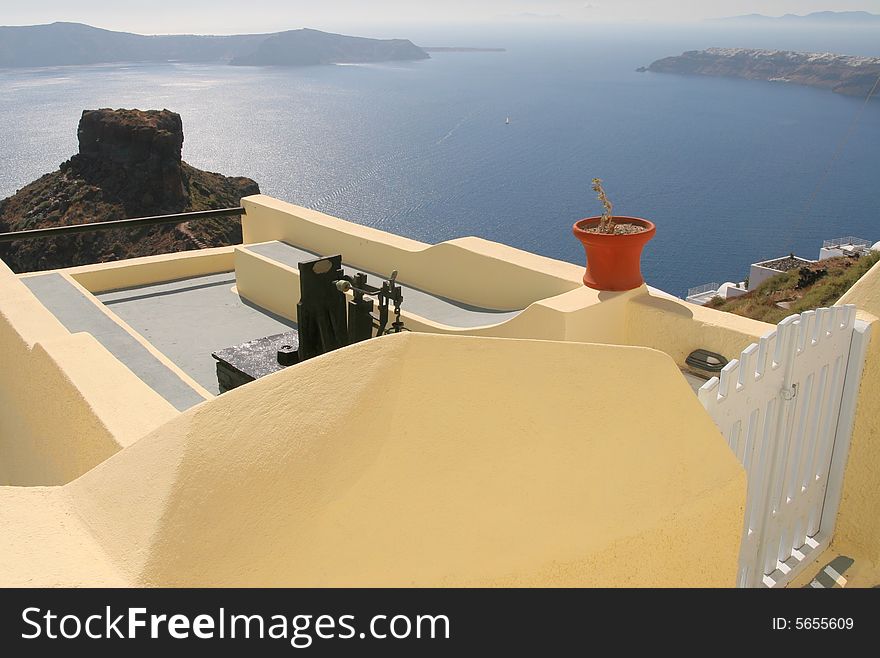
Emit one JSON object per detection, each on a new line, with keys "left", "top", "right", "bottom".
{"left": 21, "top": 270, "right": 298, "bottom": 404}
{"left": 96, "top": 272, "right": 297, "bottom": 395}
{"left": 22, "top": 273, "right": 208, "bottom": 410}
{"left": 681, "top": 370, "right": 710, "bottom": 394}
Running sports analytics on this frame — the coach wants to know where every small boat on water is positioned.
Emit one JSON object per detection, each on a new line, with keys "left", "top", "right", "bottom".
{"left": 505, "top": 116, "right": 511, "bottom": 125}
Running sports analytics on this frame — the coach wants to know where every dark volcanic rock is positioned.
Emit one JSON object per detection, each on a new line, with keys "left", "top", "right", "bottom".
{"left": 75, "top": 109, "right": 187, "bottom": 211}
{"left": 0, "top": 108, "right": 260, "bottom": 273}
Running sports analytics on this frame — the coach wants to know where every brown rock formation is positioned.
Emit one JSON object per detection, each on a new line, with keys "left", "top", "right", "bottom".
{"left": 0, "top": 109, "right": 259, "bottom": 273}
{"left": 75, "top": 109, "right": 187, "bottom": 211}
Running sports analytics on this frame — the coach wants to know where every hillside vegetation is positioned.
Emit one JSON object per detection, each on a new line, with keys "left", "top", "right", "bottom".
{"left": 705, "top": 253, "right": 880, "bottom": 324}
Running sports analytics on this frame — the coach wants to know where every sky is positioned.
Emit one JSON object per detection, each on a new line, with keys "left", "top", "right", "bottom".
{"left": 1, "top": 1, "right": 879, "bottom": 34}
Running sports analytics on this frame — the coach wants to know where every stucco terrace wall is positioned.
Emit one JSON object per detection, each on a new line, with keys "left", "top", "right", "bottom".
{"left": 240, "top": 196, "right": 583, "bottom": 311}
{"left": 235, "top": 242, "right": 641, "bottom": 343}
{"left": 64, "top": 246, "right": 234, "bottom": 294}
{"left": 0, "top": 261, "right": 178, "bottom": 485}
{"left": 238, "top": 196, "right": 772, "bottom": 361}
{"left": 831, "top": 258, "right": 880, "bottom": 567}
{"left": 55, "top": 333, "right": 745, "bottom": 587}
{"left": 626, "top": 293, "right": 774, "bottom": 366}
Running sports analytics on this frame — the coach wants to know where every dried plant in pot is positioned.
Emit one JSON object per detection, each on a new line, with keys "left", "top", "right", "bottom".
{"left": 572, "top": 178, "right": 656, "bottom": 291}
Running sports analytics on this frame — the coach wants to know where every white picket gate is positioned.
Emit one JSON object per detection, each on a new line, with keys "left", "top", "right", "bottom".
{"left": 698, "top": 304, "right": 871, "bottom": 587}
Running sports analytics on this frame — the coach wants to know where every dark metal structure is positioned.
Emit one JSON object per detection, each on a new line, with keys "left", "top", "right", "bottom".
{"left": 296, "top": 255, "right": 349, "bottom": 361}
{"left": 213, "top": 254, "right": 408, "bottom": 391}
{"left": 333, "top": 268, "right": 406, "bottom": 344}
{"left": 296, "top": 255, "right": 407, "bottom": 362}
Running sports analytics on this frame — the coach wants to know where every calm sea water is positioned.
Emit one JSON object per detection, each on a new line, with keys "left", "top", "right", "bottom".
{"left": 1, "top": 24, "right": 878, "bottom": 296}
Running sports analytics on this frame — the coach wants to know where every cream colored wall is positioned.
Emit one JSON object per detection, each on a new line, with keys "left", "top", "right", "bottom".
{"left": 241, "top": 195, "right": 582, "bottom": 310}
{"left": 237, "top": 198, "right": 771, "bottom": 362}
{"left": 0, "top": 196, "right": 776, "bottom": 586}
{"left": 0, "top": 487, "right": 127, "bottom": 587}
{"left": 64, "top": 333, "right": 745, "bottom": 587}
{"left": 0, "top": 262, "right": 178, "bottom": 486}
{"left": 234, "top": 242, "right": 569, "bottom": 336}
{"left": 470, "top": 285, "right": 639, "bottom": 344}
{"left": 7, "top": 193, "right": 880, "bottom": 588}
{"left": 829, "top": 258, "right": 880, "bottom": 566}
{"left": 626, "top": 292, "right": 773, "bottom": 365}
{"left": 63, "top": 272, "right": 214, "bottom": 401}
{"left": 233, "top": 246, "right": 299, "bottom": 320}
{"left": 235, "top": 244, "right": 639, "bottom": 342}
{"left": 60, "top": 246, "right": 234, "bottom": 293}
{"left": 236, "top": 238, "right": 769, "bottom": 363}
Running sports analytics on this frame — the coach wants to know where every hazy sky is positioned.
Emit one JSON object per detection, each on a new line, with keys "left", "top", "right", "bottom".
{"left": 2, "top": 1, "right": 879, "bottom": 34}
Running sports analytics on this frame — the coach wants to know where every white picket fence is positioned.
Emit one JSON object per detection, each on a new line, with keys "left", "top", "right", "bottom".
{"left": 698, "top": 304, "right": 871, "bottom": 587}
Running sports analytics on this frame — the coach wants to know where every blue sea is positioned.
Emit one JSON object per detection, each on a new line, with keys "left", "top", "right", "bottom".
{"left": 1, "top": 23, "right": 878, "bottom": 296}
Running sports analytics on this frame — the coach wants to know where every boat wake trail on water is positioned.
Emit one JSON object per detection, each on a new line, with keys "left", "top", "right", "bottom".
{"left": 308, "top": 112, "right": 478, "bottom": 217}
{"left": 434, "top": 112, "right": 473, "bottom": 146}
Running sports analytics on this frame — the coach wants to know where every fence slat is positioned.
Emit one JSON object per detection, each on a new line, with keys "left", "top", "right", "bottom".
{"left": 698, "top": 304, "right": 863, "bottom": 587}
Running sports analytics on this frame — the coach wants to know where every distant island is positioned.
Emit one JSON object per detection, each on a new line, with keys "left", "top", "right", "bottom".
{"left": 0, "top": 22, "right": 429, "bottom": 68}
{"left": 421, "top": 47, "right": 506, "bottom": 53}
{"left": 712, "top": 11, "right": 880, "bottom": 24}
{"left": 640, "top": 48, "right": 880, "bottom": 98}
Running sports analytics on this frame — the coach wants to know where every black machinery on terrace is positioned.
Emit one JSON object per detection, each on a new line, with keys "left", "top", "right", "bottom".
{"left": 213, "top": 255, "right": 407, "bottom": 392}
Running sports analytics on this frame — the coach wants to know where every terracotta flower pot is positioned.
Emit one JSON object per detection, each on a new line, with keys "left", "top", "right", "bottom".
{"left": 572, "top": 216, "right": 656, "bottom": 291}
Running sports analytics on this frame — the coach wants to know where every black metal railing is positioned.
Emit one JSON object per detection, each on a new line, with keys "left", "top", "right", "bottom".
{"left": 0, "top": 207, "right": 245, "bottom": 243}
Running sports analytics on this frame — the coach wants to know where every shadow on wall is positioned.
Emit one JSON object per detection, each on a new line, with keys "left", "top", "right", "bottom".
{"left": 0, "top": 261, "right": 177, "bottom": 486}
{"left": 62, "top": 332, "right": 745, "bottom": 587}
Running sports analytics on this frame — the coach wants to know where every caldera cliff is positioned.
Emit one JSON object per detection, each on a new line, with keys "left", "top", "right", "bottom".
{"left": 0, "top": 108, "right": 259, "bottom": 273}
{"left": 642, "top": 48, "right": 880, "bottom": 98}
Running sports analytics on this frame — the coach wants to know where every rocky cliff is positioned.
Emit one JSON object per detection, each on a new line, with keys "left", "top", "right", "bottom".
{"left": 642, "top": 48, "right": 880, "bottom": 98}
{"left": 0, "top": 109, "right": 259, "bottom": 273}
